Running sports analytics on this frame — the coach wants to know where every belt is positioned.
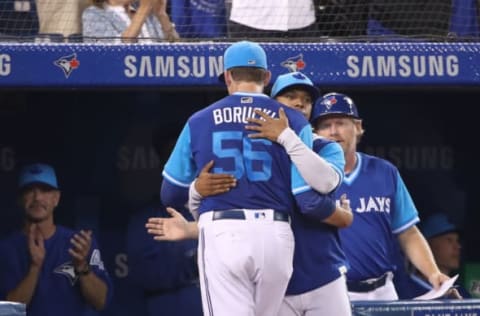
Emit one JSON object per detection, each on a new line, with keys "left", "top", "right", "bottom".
{"left": 347, "top": 273, "right": 389, "bottom": 293}
{"left": 212, "top": 209, "right": 289, "bottom": 222}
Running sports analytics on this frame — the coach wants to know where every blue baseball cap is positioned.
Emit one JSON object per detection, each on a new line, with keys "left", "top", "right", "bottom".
{"left": 18, "top": 163, "right": 58, "bottom": 190}
{"left": 270, "top": 72, "right": 320, "bottom": 102}
{"left": 311, "top": 92, "right": 360, "bottom": 124}
{"left": 219, "top": 41, "right": 268, "bottom": 82}
{"left": 420, "top": 213, "right": 459, "bottom": 239}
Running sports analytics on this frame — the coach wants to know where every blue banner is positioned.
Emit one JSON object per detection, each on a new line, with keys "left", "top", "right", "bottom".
{"left": 0, "top": 42, "right": 480, "bottom": 87}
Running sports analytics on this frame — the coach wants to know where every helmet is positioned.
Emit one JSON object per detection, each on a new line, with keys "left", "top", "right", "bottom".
{"left": 310, "top": 92, "right": 360, "bottom": 124}
{"left": 270, "top": 72, "right": 320, "bottom": 102}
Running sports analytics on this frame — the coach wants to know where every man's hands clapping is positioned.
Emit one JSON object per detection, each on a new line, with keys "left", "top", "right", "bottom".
{"left": 69, "top": 230, "right": 92, "bottom": 273}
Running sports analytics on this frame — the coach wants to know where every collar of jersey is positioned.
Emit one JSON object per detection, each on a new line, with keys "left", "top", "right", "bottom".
{"left": 343, "top": 152, "right": 362, "bottom": 185}
{"left": 232, "top": 92, "right": 270, "bottom": 98}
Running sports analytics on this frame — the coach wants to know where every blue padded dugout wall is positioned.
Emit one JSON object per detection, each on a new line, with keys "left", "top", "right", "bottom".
{"left": 1, "top": 42, "right": 479, "bottom": 316}
{"left": 0, "top": 42, "right": 480, "bottom": 88}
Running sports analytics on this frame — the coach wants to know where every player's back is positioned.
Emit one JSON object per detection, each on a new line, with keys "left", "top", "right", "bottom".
{"left": 187, "top": 92, "right": 311, "bottom": 215}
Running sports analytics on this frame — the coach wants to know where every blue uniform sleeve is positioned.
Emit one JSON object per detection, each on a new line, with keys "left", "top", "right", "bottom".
{"left": 391, "top": 171, "right": 420, "bottom": 234}
{"left": 89, "top": 236, "right": 114, "bottom": 307}
{"left": 126, "top": 207, "right": 198, "bottom": 291}
{"left": 0, "top": 235, "right": 26, "bottom": 300}
{"left": 161, "top": 179, "right": 189, "bottom": 210}
{"left": 289, "top": 124, "right": 337, "bottom": 221}
{"left": 0, "top": 241, "right": 13, "bottom": 300}
{"left": 294, "top": 189, "right": 337, "bottom": 222}
{"left": 161, "top": 123, "right": 196, "bottom": 209}
{"left": 162, "top": 124, "right": 197, "bottom": 187}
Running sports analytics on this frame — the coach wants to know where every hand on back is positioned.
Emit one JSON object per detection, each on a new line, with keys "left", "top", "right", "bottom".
{"left": 246, "top": 108, "right": 289, "bottom": 142}
{"left": 195, "top": 160, "right": 236, "bottom": 197}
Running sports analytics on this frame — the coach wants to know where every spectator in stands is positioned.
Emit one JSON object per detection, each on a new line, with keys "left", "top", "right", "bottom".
{"left": 315, "top": 0, "right": 479, "bottom": 40}
{"left": 395, "top": 213, "right": 469, "bottom": 299}
{"left": 448, "top": 0, "right": 479, "bottom": 38}
{"left": 36, "top": 0, "right": 88, "bottom": 38}
{"left": 227, "top": 0, "right": 318, "bottom": 38}
{"left": 82, "top": 0, "right": 179, "bottom": 43}
{"left": 0, "top": 162, "right": 113, "bottom": 316}
{"left": 170, "top": 0, "right": 227, "bottom": 38}
{"left": 126, "top": 197, "right": 202, "bottom": 316}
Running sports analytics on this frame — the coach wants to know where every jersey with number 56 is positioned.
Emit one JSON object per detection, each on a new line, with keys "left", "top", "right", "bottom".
{"left": 162, "top": 92, "right": 314, "bottom": 215}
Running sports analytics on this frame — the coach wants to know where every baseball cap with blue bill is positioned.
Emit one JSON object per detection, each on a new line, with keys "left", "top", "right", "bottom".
{"left": 270, "top": 72, "right": 320, "bottom": 102}
{"left": 420, "top": 213, "right": 459, "bottom": 239}
{"left": 310, "top": 92, "right": 360, "bottom": 125}
{"left": 218, "top": 41, "right": 268, "bottom": 82}
{"left": 18, "top": 163, "right": 58, "bottom": 190}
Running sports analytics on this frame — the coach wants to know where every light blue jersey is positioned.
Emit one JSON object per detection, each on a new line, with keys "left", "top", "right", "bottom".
{"left": 336, "top": 152, "right": 420, "bottom": 281}
{"left": 162, "top": 92, "right": 317, "bottom": 216}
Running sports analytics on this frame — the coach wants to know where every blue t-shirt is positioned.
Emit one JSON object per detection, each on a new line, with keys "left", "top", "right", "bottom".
{"left": 170, "top": 0, "right": 226, "bottom": 38}
{"left": 0, "top": 225, "right": 113, "bottom": 316}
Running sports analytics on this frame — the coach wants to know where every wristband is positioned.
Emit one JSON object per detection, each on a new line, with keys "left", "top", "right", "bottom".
{"left": 75, "top": 265, "right": 91, "bottom": 276}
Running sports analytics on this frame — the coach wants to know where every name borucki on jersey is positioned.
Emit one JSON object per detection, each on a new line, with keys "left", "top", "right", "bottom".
{"left": 213, "top": 106, "right": 277, "bottom": 125}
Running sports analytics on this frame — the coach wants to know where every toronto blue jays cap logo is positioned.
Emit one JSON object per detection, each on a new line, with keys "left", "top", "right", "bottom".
{"left": 311, "top": 92, "right": 360, "bottom": 122}
{"left": 321, "top": 95, "right": 338, "bottom": 110}
{"left": 28, "top": 165, "right": 43, "bottom": 175}
{"left": 54, "top": 53, "right": 80, "bottom": 78}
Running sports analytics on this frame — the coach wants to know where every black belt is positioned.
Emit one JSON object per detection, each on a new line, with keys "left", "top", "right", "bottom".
{"left": 212, "top": 209, "right": 289, "bottom": 222}
{"left": 347, "top": 273, "right": 389, "bottom": 293}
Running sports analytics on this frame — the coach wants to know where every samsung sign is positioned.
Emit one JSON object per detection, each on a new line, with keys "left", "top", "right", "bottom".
{"left": 123, "top": 55, "right": 223, "bottom": 78}
{"left": 346, "top": 55, "right": 459, "bottom": 78}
